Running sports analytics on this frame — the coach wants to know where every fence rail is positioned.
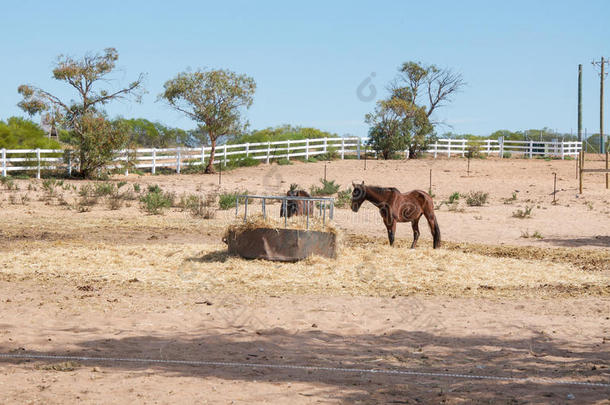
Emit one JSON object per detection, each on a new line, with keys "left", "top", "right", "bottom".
{"left": 0, "top": 137, "right": 582, "bottom": 177}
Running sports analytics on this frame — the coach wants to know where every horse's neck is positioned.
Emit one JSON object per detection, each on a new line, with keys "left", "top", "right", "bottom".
{"left": 365, "top": 187, "right": 385, "bottom": 207}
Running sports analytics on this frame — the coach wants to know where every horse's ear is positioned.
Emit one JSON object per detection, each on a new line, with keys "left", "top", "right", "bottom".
{"left": 352, "top": 181, "right": 357, "bottom": 187}
{"left": 361, "top": 181, "right": 365, "bottom": 186}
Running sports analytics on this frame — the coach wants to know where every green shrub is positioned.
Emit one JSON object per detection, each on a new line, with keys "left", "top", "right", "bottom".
{"left": 1, "top": 177, "right": 18, "bottom": 191}
{"left": 310, "top": 179, "right": 340, "bottom": 196}
{"left": 448, "top": 192, "right": 460, "bottom": 204}
{"left": 147, "top": 184, "right": 162, "bottom": 193}
{"left": 94, "top": 182, "right": 115, "bottom": 197}
{"left": 502, "top": 151, "right": 512, "bottom": 158}
{"left": 335, "top": 187, "right": 352, "bottom": 208}
{"left": 512, "top": 205, "right": 533, "bottom": 218}
{"left": 229, "top": 156, "right": 260, "bottom": 168}
{"left": 276, "top": 158, "right": 292, "bottom": 166}
{"left": 179, "top": 193, "right": 216, "bottom": 218}
{"left": 465, "top": 191, "right": 488, "bottom": 206}
{"left": 218, "top": 191, "right": 247, "bottom": 210}
{"left": 140, "top": 189, "right": 173, "bottom": 215}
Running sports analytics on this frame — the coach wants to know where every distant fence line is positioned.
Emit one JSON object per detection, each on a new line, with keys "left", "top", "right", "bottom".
{"left": 1, "top": 137, "right": 582, "bottom": 178}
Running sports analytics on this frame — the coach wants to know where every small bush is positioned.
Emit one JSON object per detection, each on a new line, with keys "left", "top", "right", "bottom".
{"left": 180, "top": 193, "right": 216, "bottom": 218}
{"left": 42, "top": 179, "right": 60, "bottom": 197}
{"left": 218, "top": 191, "right": 247, "bottom": 210}
{"left": 448, "top": 192, "right": 460, "bottom": 204}
{"left": 316, "top": 146, "right": 339, "bottom": 161}
{"left": 230, "top": 156, "right": 260, "bottom": 168}
{"left": 78, "top": 184, "right": 92, "bottom": 197}
{"left": 512, "top": 205, "right": 533, "bottom": 218}
{"left": 76, "top": 194, "right": 98, "bottom": 208}
{"left": 147, "top": 184, "right": 162, "bottom": 194}
{"left": 94, "top": 182, "right": 115, "bottom": 197}
{"left": 1, "top": 178, "right": 18, "bottom": 191}
{"left": 503, "top": 192, "right": 518, "bottom": 204}
{"left": 310, "top": 179, "right": 340, "bottom": 196}
{"left": 276, "top": 158, "right": 292, "bottom": 166}
{"left": 502, "top": 151, "right": 512, "bottom": 159}
{"left": 520, "top": 229, "right": 543, "bottom": 239}
{"left": 335, "top": 187, "right": 352, "bottom": 208}
{"left": 140, "top": 189, "right": 173, "bottom": 215}
{"left": 133, "top": 183, "right": 141, "bottom": 193}
{"left": 465, "top": 191, "right": 488, "bottom": 206}
{"left": 106, "top": 192, "right": 123, "bottom": 210}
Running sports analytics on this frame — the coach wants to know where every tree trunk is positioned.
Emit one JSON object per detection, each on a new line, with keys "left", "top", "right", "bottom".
{"left": 205, "top": 137, "right": 216, "bottom": 174}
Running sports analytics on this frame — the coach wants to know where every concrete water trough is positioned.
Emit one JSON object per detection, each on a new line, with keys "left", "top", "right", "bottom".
{"left": 224, "top": 195, "right": 337, "bottom": 262}
{"left": 225, "top": 227, "right": 337, "bottom": 261}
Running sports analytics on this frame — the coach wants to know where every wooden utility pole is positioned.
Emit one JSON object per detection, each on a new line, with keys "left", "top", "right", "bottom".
{"left": 578, "top": 64, "right": 582, "bottom": 143}
{"left": 592, "top": 57, "right": 609, "bottom": 188}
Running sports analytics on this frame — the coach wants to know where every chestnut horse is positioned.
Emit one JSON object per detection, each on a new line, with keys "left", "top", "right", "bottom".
{"left": 350, "top": 182, "right": 441, "bottom": 249}
{"left": 280, "top": 187, "right": 313, "bottom": 218}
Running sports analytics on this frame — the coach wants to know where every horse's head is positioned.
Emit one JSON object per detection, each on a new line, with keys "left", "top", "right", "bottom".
{"left": 351, "top": 181, "right": 366, "bottom": 212}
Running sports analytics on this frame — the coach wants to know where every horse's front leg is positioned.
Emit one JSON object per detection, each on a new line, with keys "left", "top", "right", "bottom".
{"left": 410, "top": 218, "right": 420, "bottom": 249}
{"left": 386, "top": 220, "right": 397, "bottom": 246}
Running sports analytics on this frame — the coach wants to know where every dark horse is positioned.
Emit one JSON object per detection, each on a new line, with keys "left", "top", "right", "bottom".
{"left": 280, "top": 186, "right": 312, "bottom": 218}
{"left": 350, "top": 181, "right": 441, "bottom": 249}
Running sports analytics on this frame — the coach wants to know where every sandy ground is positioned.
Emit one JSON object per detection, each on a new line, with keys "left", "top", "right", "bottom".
{"left": 0, "top": 280, "right": 608, "bottom": 404}
{"left": 0, "top": 157, "right": 609, "bottom": 403}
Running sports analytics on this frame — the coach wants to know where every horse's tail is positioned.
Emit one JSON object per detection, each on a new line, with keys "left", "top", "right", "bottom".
{"left": 433, "top": 218, "right": 441, "bottom": 249}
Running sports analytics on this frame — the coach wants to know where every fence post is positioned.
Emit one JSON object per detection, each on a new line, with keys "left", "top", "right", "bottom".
{"left": 305, "top": 139, "right": 310, "bottom": 160}
{"left": 341, "top": 138, "right": 345, "bottom": 160}
{"left": 2, "top": 148, "right": 6, "bottom": 177}
{"left": 433, "top": 141, "right": 438, "bottom": 159}
{"left": 152, "top": 148, "right": 156, "bottom": 174}
{"left": 223, "top": 144, "right": 227, "bottom": 166}
{"left": 266, "top": 142, "right": 271, "bottom": 164}
{"left": 323, "top": 138, "right": 327, "bottom": 153}
{"left": 287, "top": 140, "right": 291, "bottom": 161}
{"left": 499, "top": 137, "right": 504, "bottom": 158}
{"left": 447, "top": 140, "right": 452, "bottom": 158}
{"left": 529, "top": 140, "right": 533, "bottom": 159}
{"left": 561, "top": 142, "right": 565, "bottom": 160}
{"left": 461, "top": 140, "right": 465, "bottom": 157}
{"left": 125, "top": 150, "right": 129, "bottom": 176}
{"left": 356, "top": 138, "right": 361, "bottom": 160}
{"left": 176, "top": 148, "right": 181, "bottom": 174}
{"left": 201, "top": 146, "right": 205, "bottom": 168}
{"left": 36, "top": 148, "right": 41, "bottom": 179}
{"left": 245, "top": 143, "right": 250, "bottom": 158}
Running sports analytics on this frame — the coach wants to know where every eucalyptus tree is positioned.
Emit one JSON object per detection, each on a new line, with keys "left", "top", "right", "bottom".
{"left": 366, "top": 61, "right": 464, "bottom": 158}
{"left": 17, "top": 48, "right": 145, "bottom": 177}
{"left": 160, "top": 69, "right": 256, "bottom": 173}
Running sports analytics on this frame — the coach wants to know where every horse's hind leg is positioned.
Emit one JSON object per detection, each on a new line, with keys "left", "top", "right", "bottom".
{"left": 410, "top": 217, "right": 420, "bottom": 249}
{"left": 424, "top": 212, "right": 441, "bottom": 249}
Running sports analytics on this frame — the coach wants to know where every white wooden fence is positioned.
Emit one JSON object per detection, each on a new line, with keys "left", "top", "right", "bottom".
{"left": 1, "top": 137, "right": 582, "bottom": 178}
{"left": 426, "top": 138, "right": 582, "bottom": 159}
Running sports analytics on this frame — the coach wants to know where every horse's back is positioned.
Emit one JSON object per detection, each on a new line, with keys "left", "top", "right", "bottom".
{"left": 401, "top": 189, "right": 433, "bottom": 207}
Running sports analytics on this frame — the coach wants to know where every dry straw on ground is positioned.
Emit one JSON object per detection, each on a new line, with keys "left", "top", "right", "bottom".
{"left": 1, "top": 237, "right": 607, "bottom": 299}
{"left": 224, "top": 214, "right": 338, "bottom": 237}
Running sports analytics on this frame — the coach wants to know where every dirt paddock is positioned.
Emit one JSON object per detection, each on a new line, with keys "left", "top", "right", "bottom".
{"left": 0, "top": 157, "right": 609, "bottom": 404}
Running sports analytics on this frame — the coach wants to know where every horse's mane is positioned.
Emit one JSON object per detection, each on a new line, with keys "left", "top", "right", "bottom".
{"left": 365, "top": 185, "right": 401, "bottom": 194}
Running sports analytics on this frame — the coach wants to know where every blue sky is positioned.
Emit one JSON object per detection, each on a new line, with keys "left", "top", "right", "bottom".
{"left": 1, "top": 0, "right": 608, "bottom": 137}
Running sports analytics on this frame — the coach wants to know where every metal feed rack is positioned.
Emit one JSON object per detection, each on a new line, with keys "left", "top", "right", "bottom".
{"left": 235, "top": 195, "right": 335, "bottom": 230}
